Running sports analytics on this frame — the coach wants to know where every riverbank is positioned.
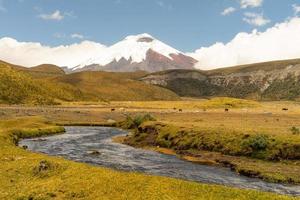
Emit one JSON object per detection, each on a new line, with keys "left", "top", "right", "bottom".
{"left": 21, "top": 126, "right": 300, "bottom": 196}
{"left": 2, "top": 117, "right": 297, "bottom": 199}
{"left": 119, "top": 119, "right": 300, "bottom": 184}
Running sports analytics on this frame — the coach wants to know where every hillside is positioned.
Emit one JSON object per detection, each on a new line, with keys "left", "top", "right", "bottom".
{"left": 2, "top": 57, "right": 300, "bottom": 103}
{"left": 52, "top": 71, "right": 180, "bottom": 101}
{"left": 0, "top": 63, "right": 83, "bottom": 105}
{"left": 141, "top": 59, "right": 300, "bottom": 100}
{"left": 26, "top": 64, "right": 66, "bottom": 78}
{"left": 0, "top": 60, "right": 65, "bottom": 78}
{"left": 208, "top": 59, "right": 300, "bottom": 75}
{"left": 0, "top": 61, "right": 180, "bottom": 104}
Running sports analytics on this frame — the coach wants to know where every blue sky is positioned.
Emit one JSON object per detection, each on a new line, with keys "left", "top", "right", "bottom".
{"left": 0, "top": 0, "right": 299, "bottom": 52}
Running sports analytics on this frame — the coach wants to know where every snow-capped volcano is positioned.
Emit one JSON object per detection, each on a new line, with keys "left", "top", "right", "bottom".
{"left": 73, "top": 33, "right": 197, "bottom": 72}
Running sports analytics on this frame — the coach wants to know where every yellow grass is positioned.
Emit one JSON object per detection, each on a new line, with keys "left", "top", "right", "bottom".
{"left": 1, "top": 117, "right": 297, "bottom": 199}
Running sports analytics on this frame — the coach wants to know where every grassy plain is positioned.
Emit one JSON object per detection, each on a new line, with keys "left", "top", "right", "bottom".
{"left": 1, "top": 117, "right": 298, "bottom": 200}
{"left": 0, "top": 98, "right": 300, "bottom": 199}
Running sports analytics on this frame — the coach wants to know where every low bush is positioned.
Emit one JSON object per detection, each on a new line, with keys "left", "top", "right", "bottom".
{"left": 290, "top": 127, "right": 300, "bottom": 135}
{"left": 33, "top": 160, "right": 58, "bottom": 177}
{"left": 243, "top": 134, "right": 269, "bottom": 151}
{"left": 121, "top": 114, "right": 156, "bottom": 129}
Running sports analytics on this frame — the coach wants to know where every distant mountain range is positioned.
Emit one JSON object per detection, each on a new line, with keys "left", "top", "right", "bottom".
{"left": 71, "top": 33, "right": 197, "bottom": 73}
{"left": 141, "top": 59, "right": 300, "bottom": 100}
{"left": 1, "top": 58, "right": 300, "bottom": 103}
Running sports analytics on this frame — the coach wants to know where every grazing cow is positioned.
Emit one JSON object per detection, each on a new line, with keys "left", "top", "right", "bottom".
{"left": 111, "top": 108, "right": 115, "bottom": 112}
{"left": 225, "top": 108, "right": 229, "bottom": 112}
{"left": 282, "top": 108, "right": 288, "bottom": 111}
{"left": 179, "top": 109, "right": 183, "bottom": 112}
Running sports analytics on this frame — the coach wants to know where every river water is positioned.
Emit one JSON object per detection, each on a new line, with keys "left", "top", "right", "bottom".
{"left": 19, "top": 126, "right": 300, "bottom": 196}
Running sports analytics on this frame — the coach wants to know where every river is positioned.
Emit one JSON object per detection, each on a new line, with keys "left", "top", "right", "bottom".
{"left": 19, "top": 126, "right": 300, "bottom": 196}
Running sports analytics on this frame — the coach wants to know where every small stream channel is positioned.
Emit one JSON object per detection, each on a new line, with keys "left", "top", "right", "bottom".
{"left": 19, "top": 126, "right": 300, "bottom": 196}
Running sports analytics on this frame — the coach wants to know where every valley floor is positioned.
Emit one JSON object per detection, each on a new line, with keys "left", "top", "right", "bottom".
{"left": 0, "top": 98, "right": 300, "bottom": 199}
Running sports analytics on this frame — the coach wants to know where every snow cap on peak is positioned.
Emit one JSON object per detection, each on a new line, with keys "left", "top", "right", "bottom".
{"left": 124, "top": 33, "right": 154, "bottom": 41}
{"left": 74, "top": 33, "right": 182, "bottom": 70}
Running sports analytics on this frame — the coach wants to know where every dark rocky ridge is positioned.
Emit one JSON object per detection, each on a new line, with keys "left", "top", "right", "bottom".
{"left": 141, "top": 59, "right": 300, "bottom": 100}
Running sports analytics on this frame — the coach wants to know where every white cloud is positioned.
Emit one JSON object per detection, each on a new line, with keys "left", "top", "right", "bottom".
{"left": 239, "top": 0, "right": 263, "bottom": 8}
{"left": 221, "top": 7, "right": 236, "bottom": 16}
{"left": 71, "top": 33, "right": 85, "bottom": 39}
{"left": 0, "top": 38, "right": 107, "bottom": 68}
{"left": 243, "top": 12, "right": 270, "bottom": 26}
{"left": 188, "top": 17, "right": 300, "bottom": 70}
{"left": 293, "top": 4, "right": 300, "bottom": 15}
{"left": 39, "top": 10, "right": 64, "bottom": 21}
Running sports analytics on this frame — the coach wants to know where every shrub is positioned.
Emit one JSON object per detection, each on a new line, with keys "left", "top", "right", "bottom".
{"left": 242, "top": 134, "right": 269, "bottom": 152}
{"left": 133, "top": 114, "right": 156, "bottom": 127}
{"left": 290, "top": 127, "right": 300, "bottom": 135}
{"left": 122, "top": 114, "right": 156, "bottom": 129}
{"left": 32, "top": 160, "right": 60, "bottom": 178}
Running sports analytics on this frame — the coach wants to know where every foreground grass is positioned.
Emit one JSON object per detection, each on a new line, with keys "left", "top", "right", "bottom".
{"left": 0, "top": 117, "right": 298, "bottom": 200}
{"left": 1, "top": 99, "right": 300, "bottom": 185}
{"left": 122, "top": 113, "right": 300, "bottom": 184}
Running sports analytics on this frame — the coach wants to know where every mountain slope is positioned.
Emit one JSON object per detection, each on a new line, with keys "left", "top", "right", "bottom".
{"left": 0, "top": 63, "right": 83, "bottom": 104}
{"left": 52, "top": 71, "right": 180, "bottom": 101}
{"left": 28, "top": 64, "right": 65, "bottom": 78}
{"left": 0, "top": 61, "right": 179, "bottom": 104}
{"left": 73, "top": 34, "right": 197, "bottom": 72}
{"left": 141, "top": 59, "right": 300, "bottom": 100}
{"left": 0, "top": 60, "right": 65, "bottom": 78}
{"left": 207, "top": 59, "right": 300, "bottom": 75}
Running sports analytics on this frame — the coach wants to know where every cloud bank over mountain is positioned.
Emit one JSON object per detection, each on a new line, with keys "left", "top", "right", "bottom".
{"left": 0, "top": 17, "right": 300, "bottom": 70}
{"left": 188, "top": 17, "right": 300, "bottom": 70}
{"left": 0, "top": 38, "right": 106, "bottom": 67}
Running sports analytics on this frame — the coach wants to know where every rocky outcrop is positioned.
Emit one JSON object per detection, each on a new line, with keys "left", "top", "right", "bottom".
{"left": 74, "top": 49, "right": 197, "bottom": 73}
{"left": 141, "top": 59, "right": 300, "bottom": 100}
{"left": 142, "top": 70, "right": 207, "bottom": 86}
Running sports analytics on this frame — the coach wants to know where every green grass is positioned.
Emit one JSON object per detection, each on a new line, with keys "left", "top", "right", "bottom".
{"left": 0, "top": 117, "right": 297, "bottom": 200}
{"left": 201, "top": 97, "right": 259, "bottom": 108}
{"left": 0, "top": 63, "right": 84, "bottom": 105}
{"left": 134, "top": 121, "right": 300, "bottom": 160}
{"left": 123, "top": 119, "right": 300, "bottom": 183}
{"left": 118, "top": 113, "right": 157, "bottom": 129}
